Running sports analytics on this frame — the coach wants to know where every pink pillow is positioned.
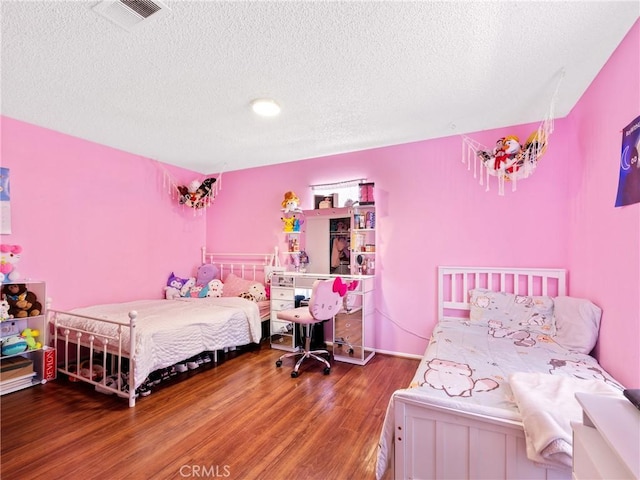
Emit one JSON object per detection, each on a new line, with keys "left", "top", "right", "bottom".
{"left": 222, "top": 273, "right": 260, "bottom": 297}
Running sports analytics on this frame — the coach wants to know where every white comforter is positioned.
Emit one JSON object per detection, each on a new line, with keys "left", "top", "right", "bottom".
{"left": 375, "top": 320, "right": 623, "bottom": 479}
{"left": 54, "top": 297, "right": 262, "bottom": 388}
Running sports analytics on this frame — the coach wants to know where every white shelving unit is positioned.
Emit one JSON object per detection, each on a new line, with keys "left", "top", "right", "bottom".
{"left": 0, "top": 281, "right": 53, "bottom": 395}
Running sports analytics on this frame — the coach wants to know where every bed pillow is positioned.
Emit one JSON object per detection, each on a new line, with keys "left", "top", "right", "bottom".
{"left": 222, "top": 273, "right": 264, "bottom": 299}
{"left": 469, "top": 288, "right": 555, "bottom": 334}
{"left": 553, "top": 296, "right": 601, "bottom": 354}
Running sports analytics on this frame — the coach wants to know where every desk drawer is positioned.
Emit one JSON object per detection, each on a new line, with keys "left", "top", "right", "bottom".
{"left": 271, "top": 302, "right": 295, "bottom": 319}
{"left": 334, "top": 311, "right": 363, "bottom": 347}
{"left": 270, "top": 287, "right": 294, "bottom": 301}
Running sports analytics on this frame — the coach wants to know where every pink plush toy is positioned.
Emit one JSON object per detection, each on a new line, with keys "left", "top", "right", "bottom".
{"left": 0, "top": 244, "right": 22, "bottom": 282}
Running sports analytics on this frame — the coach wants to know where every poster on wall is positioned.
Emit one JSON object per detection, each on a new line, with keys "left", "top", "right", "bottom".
{"left": 615, "top": 114, "right": 640, "bottom": 207}
{"left": 0, "top": 167, "right": 10, "bottom": 234}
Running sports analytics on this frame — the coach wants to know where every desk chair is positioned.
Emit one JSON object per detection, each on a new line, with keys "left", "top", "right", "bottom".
{"left": 275, "top": 278, "right": 343, "bottom": 378}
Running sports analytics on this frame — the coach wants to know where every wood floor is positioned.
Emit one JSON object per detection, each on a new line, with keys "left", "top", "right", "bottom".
{"left": 1, "top": 342, "right": 418, "bottom": 480}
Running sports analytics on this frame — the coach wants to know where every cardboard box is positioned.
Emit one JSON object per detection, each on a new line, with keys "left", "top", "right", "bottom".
{"left": 0, "top": 356, "right": 34, "bottom": 382}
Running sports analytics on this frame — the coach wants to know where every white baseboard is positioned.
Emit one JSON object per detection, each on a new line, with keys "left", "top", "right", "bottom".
{"left": 324, "top": 342, "right": 422, "bottom": 360}
{"left": 373, "top": 348, "right": 422, "bottom": 360}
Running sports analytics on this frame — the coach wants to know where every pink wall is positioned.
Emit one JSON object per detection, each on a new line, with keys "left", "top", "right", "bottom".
{"left": 0, "top": 117, "right": 207, "bottom": 310}
{"left": 565, "top": 20, "right": 639, "bottom": 388}
{"left": 207, "top": 120, "right": 572, "bottom": 357}
{"left": 1, "top": 20, "right": 636, "bottom": 387}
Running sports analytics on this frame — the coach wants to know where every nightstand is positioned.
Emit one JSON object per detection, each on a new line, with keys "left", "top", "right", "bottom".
{"left": 572, "top": 392, "right": 639, "bottom": 479}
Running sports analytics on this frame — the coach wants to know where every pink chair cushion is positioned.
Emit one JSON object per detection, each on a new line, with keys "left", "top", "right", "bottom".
{"left": 276, "top": 307, "right": 317, "bottom": 325}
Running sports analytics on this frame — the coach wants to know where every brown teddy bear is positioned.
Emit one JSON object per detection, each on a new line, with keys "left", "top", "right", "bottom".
{"left": 1, "top": 284, "right": 42, "bottom": 318}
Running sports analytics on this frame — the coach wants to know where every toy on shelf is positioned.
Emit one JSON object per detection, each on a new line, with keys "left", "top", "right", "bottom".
{"left": 0, "top": 298, "right": 10, "bottom": 322}
{"left": 21, "top": 328, "right": 42, "bottom": 350}
{"left": 0, "top": 244, "right": 22, "bottom": 282}
{"left": 282, "top": 216, "right": 296, "bottom": 232}
{"left": 293, "top": 217, "right": 304, "bottom": 232}
{"left": 1, "top": 284, "right": 42, "bottom": 318}
{"left": 288, "top": 236, "right": 300, "bottom": 252}
{"left": 281, "top": 191, "right": 302, "bottom": 215}
{"left": 1, "top": 335, "right": 27, "bottom": 356}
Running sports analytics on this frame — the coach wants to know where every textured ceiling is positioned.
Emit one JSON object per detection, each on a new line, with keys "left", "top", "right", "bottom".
{"left": 1, "top": 1, "right": 638, "bottom": 174}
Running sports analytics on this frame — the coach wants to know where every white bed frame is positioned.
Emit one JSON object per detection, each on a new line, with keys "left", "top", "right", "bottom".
{"left": 49, "top": 249, "right": 275, "bottom": 407}
{"left": 392, "top": 266, "right": 569, "bottom": 480}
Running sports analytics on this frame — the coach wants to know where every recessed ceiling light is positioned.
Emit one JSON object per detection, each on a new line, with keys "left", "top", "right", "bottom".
{"left": 251, "top": 98, "right": 281, "bottom": 117}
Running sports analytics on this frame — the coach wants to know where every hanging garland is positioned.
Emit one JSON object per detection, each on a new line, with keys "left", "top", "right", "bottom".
{"left": 462, "top": 70, "right": 564, "bottom": 195}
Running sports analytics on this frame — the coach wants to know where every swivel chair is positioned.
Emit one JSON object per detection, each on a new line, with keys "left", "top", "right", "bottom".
{"left": 275, "top": 278, "right": 343, "bottom": 378}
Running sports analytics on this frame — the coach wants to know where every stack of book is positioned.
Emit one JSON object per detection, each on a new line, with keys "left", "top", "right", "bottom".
{"left": 0, "top": 355, "right": 35, "bottom": 394}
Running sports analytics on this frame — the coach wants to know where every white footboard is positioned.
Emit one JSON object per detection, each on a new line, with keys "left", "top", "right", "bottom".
{"left": 49, "top": 309, "right": 139, "bottom": 407}
{"left": 393, "top": 396, "right": 570, "bottom": 480}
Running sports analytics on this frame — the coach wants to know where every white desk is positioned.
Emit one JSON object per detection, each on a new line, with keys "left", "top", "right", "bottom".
{"left": 572, "top": 392, "right": 640, "bottom": 479}
{"left": 269, "top": 272, "right": 375, "bottom": 365}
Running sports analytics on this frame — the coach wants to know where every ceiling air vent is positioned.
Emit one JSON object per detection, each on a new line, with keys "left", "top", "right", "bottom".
{"left": 93, "top": 0, "right": 171, "bottom": 32}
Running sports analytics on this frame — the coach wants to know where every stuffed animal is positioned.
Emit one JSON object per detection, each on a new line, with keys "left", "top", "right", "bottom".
{"left": 167, "top": 272, "right": 188, "bottom": 290}
{"left": 0, "top": 244, "right": 22, "bottom": 282}
{"left": 238, "top": 283, "right": 267, "bottom": 303}
{"left": 164, "top": 287, "right": 181, "bottom": 300}
{"left": 196, "top": 264, "right": 219, "bottom": 286}
{"left": 282, "top": 216, "right": 295, "bottom": 232}
{"left": 247, "top": 283, "right": 267, "bottom": 301}
{"left": 0, "top": 298, "right": 10, "bottom": 321}
{"left": 180, "top": 277, "right": 196, "bottom": 297}
{"left": 165, "top": 272, "right": 188, "bottom": 299}
{"left": 1, "top": 335, "right": 27, "bottom": 356}
{"left": 201, "top": 279, "right": 224, "bottom": 298}
{"left": 281, "top": 191, "right": 301, "bottom": 214}
{"left": 21, "top": 328, "right": 42, "bottom": 350}
{"left": 1, "top": 284, "right": 42, "bottom": 318}
{"left": 177, "top": 178, "right": 216, "bottom": 209}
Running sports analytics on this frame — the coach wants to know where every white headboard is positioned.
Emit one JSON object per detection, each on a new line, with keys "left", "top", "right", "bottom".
{"left": 438, "top": 266, "right": 567, "bottom": 321}
{"left": 201, "top": 247, "right": 276, "bottom": 281}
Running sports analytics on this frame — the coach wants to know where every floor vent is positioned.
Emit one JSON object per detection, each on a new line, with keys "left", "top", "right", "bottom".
{"left": 93, "top": 0, "right": 171, "bottom": 31}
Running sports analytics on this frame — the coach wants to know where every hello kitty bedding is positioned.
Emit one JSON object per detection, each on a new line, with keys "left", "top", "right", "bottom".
{"left": 376, "top": 289, "right": 624, "bottom": 479}
{"left": 52, "top": 296, "right": 262, "bottom": 389}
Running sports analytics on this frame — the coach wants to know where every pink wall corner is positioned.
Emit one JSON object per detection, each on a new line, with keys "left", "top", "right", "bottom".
{"left": 0, "top": 117, "right": 207, "bottom": 310}
{"left": 207, "top": 120, "right": 573, "bottom": 357}
{"left": 566, "top": 20, "right": 640, "bottom": 387}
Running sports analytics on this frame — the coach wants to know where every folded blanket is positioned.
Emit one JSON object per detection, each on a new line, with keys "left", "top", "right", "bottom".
{"left": 509, "top": 372, "right": 622, "bottom": 469}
